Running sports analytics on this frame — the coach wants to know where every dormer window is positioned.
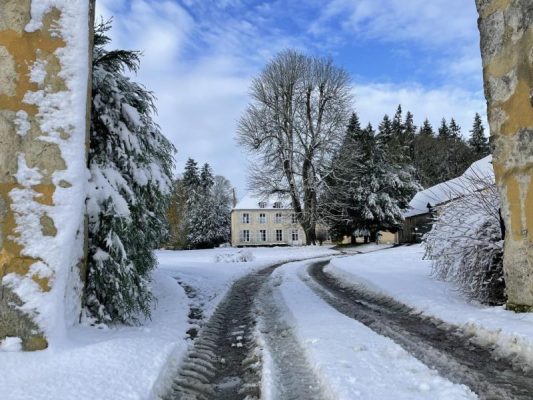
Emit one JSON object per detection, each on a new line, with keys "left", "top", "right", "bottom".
{"left": 273, "top": 202, "right": 281, "bottom": 209}
{"left": 258, "top": 201, "right": 267, "bottom": 209}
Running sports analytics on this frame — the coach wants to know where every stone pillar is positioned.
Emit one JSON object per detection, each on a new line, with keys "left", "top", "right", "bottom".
{"left": 476, "top": 0, "right": 533, "bottom": 310}
{"left": 0, "top": 1, "right": 92, "bottom": 350}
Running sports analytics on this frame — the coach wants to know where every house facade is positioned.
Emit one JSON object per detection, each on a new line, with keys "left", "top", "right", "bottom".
{"left": 231, "top": 195, "right": 306, "bottom": 246}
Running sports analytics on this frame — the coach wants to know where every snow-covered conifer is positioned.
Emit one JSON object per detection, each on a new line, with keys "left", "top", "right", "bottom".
{"left": 85, "top": 22, "right": 175, "bottom": 324}
{"left": 469, "top": 113, "right": 490, "bottom": 157}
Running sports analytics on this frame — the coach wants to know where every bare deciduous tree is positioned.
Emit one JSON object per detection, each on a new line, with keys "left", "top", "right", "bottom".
{"left": 237, "top": 49, "right": 351, "bottom": 244}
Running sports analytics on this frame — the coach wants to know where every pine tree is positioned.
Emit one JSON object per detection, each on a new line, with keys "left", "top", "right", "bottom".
{"left": 449, "top": 118, "right": 461, "bottom": 139}
{"left": 182, "top": 161, "right": 232, "bottom": 248}
{"left": 403, "top": 111, "right": 417, "bottom": 161}
{"left": 85, "top": 21, "right": 175, "bottom": 324}
{"left": 322, "top": 113, "right": 364, "bottom": 241}
{"left": 376, "top": 114, "right": 393, "bottom": 148}
{"left": 183, "top": 158, "right": 200, "bottom": 189}
{"left": 323, "top": 113, "right": 419, "bottom": 242}
{"left": 419, "top": 119, "right": 434, "bottom": 136}
{"left": 468, "top": 113, "right": 490, "bottom": 157}
{"left": 391, "top": 105, "right": 403, "bottom": 140}
{"left": 438, "top": 118, "right": 450, "bottom": 137}
{"left": 414, "top": 119, "right": 440, "bottom": 187}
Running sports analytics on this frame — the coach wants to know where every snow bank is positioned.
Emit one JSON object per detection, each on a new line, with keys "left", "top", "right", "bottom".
{"left": 328, "top": 245, "right": 533, "bottom": 368}
{"left": 267, "top": 259, "right": 476, "bottom": 399}
{"left": 0, "top": 270, "right": 188, "bottom": 400}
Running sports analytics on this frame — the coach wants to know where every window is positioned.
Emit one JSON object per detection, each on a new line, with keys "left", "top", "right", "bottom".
{"left": 258, "top": 201, "right": 266, "bottom": 208}
{"left": 275, "top": 213, "right": 282, "bottom": 224}
{"left": 291, "top": 213, "right": 298, "bottom": 224}
{"left": 242, "top": 213, "right": 250, "bottom": 224}
{"left": 258, "top": 229, "right": 267, "bottom": 242}
{"left": 259, "top": 213, "right": 266, "bottom": 224}
{"left": 273, "top": 202, "right": 281, "bottom": 209}
{"left": 292, "top": 229, "right": 299, "bottom": 241}
{"left": 276, "top": 229, "right": 283, "bottom": 241}
{"left": 241, "top": 230, "right": 250, "bottom": 242}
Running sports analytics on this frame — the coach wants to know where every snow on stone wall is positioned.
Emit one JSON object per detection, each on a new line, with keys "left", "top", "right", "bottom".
{"left": 0, "top": 0, "right": 91, "bottom": 350}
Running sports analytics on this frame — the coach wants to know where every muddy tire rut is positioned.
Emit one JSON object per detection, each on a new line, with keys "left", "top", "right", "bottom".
{"left": 307, "top": 260, "right": 533, "bottom": 400}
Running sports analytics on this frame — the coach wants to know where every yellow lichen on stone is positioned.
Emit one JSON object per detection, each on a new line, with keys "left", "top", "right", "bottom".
{"left": 0, "top": 5, "right": 69, "bottom": 350}
{"left": 477, "top": 0, "right": 533, "bottom": 309}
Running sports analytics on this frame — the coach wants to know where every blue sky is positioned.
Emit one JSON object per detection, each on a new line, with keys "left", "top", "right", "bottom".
{"left": 95, "top": 0, "right": 486, "bottom": 197}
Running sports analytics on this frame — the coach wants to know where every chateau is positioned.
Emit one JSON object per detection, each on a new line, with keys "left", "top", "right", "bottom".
{"left": 231, "top": 195, "right": 307, "bottom": 246}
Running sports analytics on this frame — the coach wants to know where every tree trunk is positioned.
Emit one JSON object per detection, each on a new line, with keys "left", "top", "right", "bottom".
{"left": 350, "top": 235, "right": 356, "bottom": 245}
{"left": 302, "top": 222, "right": 316, "bottom": 246}
{"left": 476, "top": 0, "right": 533, "bottom": 311}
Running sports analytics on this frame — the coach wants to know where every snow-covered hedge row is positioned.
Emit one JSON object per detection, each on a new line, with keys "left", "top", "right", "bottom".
{"left": 424, "top": 174, "right": 505, "bottom": 305}
{"left": 214, "top": 250, "right": 255, "bottom": 263}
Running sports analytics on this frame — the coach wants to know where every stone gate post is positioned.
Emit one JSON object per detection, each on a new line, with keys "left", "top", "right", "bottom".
{"left": 0, "top": 0, "right": 93, "bottom": 350}
{"left": 476, "top": 0, "right": 533, "bottom": 310}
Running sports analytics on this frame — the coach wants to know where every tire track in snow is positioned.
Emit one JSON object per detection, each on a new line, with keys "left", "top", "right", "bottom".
{"left": 307, "top": 260, "right": 533, "bottom": 400}
{"left": 164, "top": 257, "right": 331, "bottom": 400}
{"left": 255, "top": 277, "right": 328, "bottom": 400}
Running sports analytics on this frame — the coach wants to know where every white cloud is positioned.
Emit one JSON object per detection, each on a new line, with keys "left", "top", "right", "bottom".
{"left": 310, "top": 0, "right": 478, "bottom": 48}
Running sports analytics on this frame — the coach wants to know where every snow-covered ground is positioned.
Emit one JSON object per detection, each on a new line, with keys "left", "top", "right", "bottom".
{"left": 0, "top": 270, "right": 188, "bottom": 400}
{"left": 328, "top": 244, "right": 533, "bottom": 368}
{"left": 157, "top": 245, "right": 339, "bottom": 320}
{"left": 262, "top": 258, "right": 476, "bottom": 399}
{"left": 0, "top": 245, "right": 337, "bottom": 400}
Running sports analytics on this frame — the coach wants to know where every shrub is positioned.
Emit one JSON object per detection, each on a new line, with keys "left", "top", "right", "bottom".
{"left": 214, "top": 250, "right": 255, "bottom": 263}
{"left": 424, "top": 172, "right": 505, "bottom": 305}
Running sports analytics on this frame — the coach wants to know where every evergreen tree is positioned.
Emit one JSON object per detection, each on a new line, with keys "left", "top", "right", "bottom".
{"left": 200, "top": 163, "right": 214, "bottom": 189}
{"left": 376, "top": 114, "right": 393, "bottom": 148}
{"left": 211, "top": 175, "right": 232, "bottom": 245}
{"left": 391, "top": 105, "right": 403, "bottom": 140}
{"left": 438, "top": 118, "right": 450, "bottom": 137}
{"left": 449, "top": 118, "right": 461, "bottom": 139}
{"left": 85, "top": 21, "right": 175, "bottom": 324}
{"left": 469, "top": 113, "right": 490, "bottom": 157}
{"left": 322, "top": 113, "right": 364, "bottom": 241}
{"left": 182, "top": 161, "right": 232, "bottom": 248}
{"left": 183, "top": 158, "right": 200, "bottom": 189}
{"left": 323, "top": 113, "right": 419, "bottom": 242}
{"left": 419, "top": 119, "right": 434, "bottom": 136}
{"left": 414, "top": 119, "right": 440, "bottom": 187}
{"left": 403, "top": 111, "right": 417, "bottom": 161}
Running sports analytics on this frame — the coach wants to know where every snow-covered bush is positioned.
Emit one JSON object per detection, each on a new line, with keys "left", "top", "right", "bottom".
{"left": 214, "top": 250, "right": 255, "bottom": 263}
{"left": 424, "top": 172, "right": 505, "bottom": 305}
{"left": 84, "top": 22, "right": 175, "bottom": 324}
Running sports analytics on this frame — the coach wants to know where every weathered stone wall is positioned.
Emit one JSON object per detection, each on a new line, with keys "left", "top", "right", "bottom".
{"left": 0, "top": 1, "right": 92, "bottom": 350}
{"left": 476, "top": 0, "right": 533, "bottom": 310}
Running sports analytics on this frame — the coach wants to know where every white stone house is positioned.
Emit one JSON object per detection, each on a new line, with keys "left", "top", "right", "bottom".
{"left": 231, "top": 195, "right": 306, "bottom": 246}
